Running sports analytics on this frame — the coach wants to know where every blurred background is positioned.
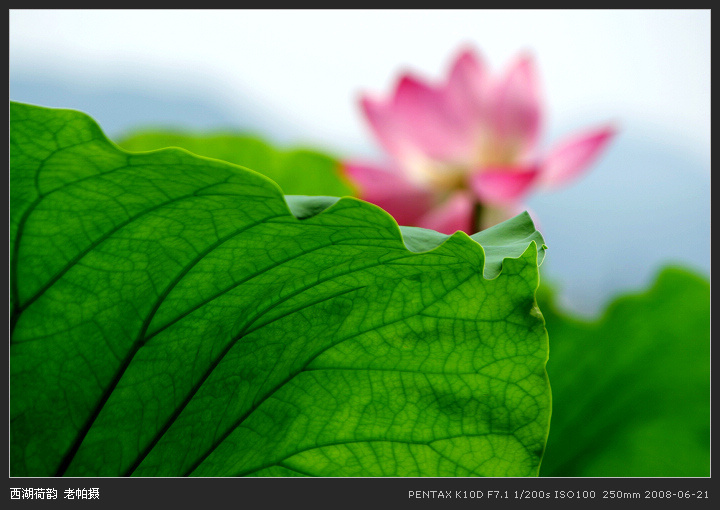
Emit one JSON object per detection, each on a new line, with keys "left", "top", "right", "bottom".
{"left": 9, "top": 9, "right": 710, "bottom": 317}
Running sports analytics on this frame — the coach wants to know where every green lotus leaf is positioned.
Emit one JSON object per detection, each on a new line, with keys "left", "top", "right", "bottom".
{"left": 117, "top": 131, "right": 353, "bottom": 197}
{"left": 539, "top": 267, "right": 710, "bottom": 476}
{"left": 10, "top": 102, "right": 549, "bottom": 477}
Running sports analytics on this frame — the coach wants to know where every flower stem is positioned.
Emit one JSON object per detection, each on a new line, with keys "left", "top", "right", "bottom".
{"left": 473, "top": 201, "right": 484, "bottom": 234}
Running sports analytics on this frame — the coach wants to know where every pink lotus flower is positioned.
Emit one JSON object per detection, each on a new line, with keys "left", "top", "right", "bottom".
{"left": 343, "top": 47, "right": 616, "bottom": 234}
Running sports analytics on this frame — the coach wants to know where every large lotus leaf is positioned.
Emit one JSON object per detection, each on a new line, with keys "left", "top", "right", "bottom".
{"left": 539, "top": 267, "right": 710, "bottom": 476}
{"left": 117, "top": 131, "right": 353, "bottom": 197}
{"left": 10, "top": 102, "right": 549, "bottom": 477}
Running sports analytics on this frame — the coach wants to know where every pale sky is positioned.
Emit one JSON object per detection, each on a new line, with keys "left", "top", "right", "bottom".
{"left": 10, "top": 10, "right": 710, "bottom": 163}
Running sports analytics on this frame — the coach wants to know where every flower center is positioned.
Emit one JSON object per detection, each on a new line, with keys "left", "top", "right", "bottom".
{"left": 403, "top": 155, "right": 470, "bottom": 192}
{"left": 474, "top": 130, "right": 522, "bottom": 168}
{"left": 399, "top": 131, "right": 524, "bottom": 194}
